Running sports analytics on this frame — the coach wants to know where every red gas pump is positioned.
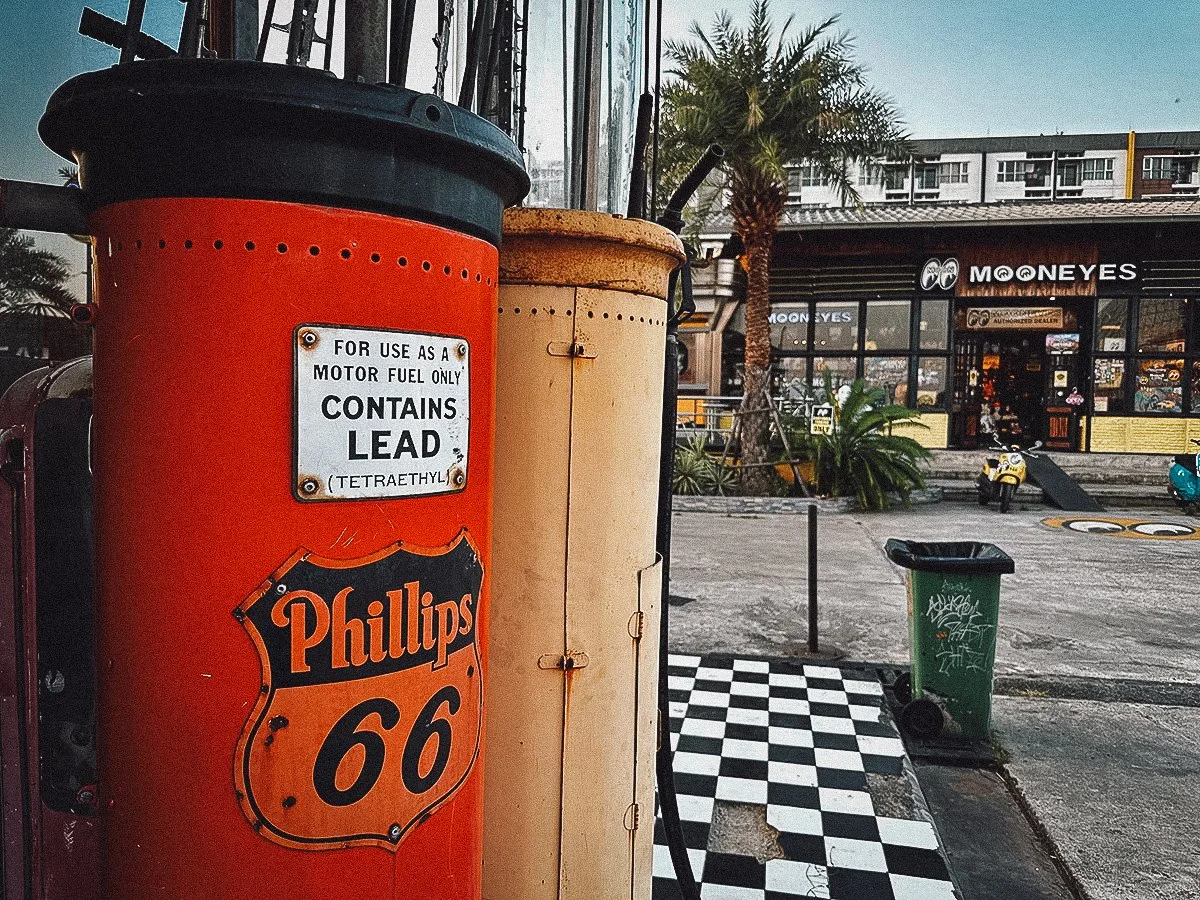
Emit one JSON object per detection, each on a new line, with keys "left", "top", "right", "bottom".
{"left": 13, "top": 45, "right": 526, "bottom": 900}
{"left": 0, "top": 358, "right": 100, "bottom": 900}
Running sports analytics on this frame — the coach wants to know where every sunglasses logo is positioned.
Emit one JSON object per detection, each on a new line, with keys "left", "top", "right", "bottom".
{"left": 920, "top": 257, "right": 959, "bottom": 291}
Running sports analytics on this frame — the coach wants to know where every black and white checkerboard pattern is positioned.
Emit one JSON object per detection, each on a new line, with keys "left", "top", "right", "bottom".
{"left": 654, "top": 655, "right": 958, "bottom": 900}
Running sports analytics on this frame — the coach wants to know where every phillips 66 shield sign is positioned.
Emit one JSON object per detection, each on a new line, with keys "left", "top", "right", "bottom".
{"left": 233, "top": 532, "right": 483, "bottom": 851}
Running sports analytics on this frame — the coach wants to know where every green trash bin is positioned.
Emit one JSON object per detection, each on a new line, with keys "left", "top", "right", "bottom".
{"left": 884, "top": 539, "right": 1015, "bottom": 741}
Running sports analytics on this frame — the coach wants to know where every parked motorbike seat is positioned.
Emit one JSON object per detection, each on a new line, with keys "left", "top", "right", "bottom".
{"left": 1174, "top": 454, "right": 1198, "bottom": 473}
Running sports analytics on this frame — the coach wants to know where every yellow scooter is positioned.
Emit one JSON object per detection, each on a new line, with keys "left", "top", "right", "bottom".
{"left": 978, "top": 439, "right": 1042, "bottom": 513}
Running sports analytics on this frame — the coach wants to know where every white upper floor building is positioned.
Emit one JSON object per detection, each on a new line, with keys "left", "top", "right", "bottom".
{"left": 787, "top": 131, "right": 1200, "bottom": 207}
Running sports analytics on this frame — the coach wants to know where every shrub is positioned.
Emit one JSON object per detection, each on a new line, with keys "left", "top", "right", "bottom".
{"left": 673, "top": 435, "right": 736, "bottom": 495}
{"left": 811, "top": 378, "right": 931, "bottom": 510}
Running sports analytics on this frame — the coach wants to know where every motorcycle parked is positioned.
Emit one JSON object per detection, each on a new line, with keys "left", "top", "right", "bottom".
{"left": 1168, "top": 438, "right": 1200, "bottom": 514}
{"left": 978, "top": 439, "right": 1042, "bottom": 513}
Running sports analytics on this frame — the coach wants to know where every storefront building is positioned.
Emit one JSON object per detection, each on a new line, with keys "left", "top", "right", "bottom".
{"left": 697, "top": 198, "right": 1200, "bottom": 453}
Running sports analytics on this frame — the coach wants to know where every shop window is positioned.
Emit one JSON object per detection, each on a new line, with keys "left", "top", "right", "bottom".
{"left": 919, "top": 299, "right": 949, "bottom": 350}
{"left": 1137, "top": 298, "right": 1186, "bottom": 353}
{"left": 1133, "top": 359, "right": 1184, "bottom": 413}
{"left": 811, "top": 356, "right": 857, "bottom": 401}
{"left": 1092, "top": 358, "right": 1126, "bottom": 414}
{"left": 916, "top": 357, "right": 948, "bottom": 408}
{"left": 769, "top": 303, "right": 810, "bottom": 350}
{"left": 813, "top": 302, "right": 858, "bottom": 351}
{"left": 1094, "top": 298, "right": 1128, "bottom": 352}
{"left": 864, "top": 300, "right": 910, "bottom": 351}
{"left": 864, "top": 357, "right": 909, "bottom": 406}
{"left": 775, "top": 357, "right": 811, "bottom": 401}
{"left": 1193, "top": 361, "right": 1200, "bottom": 414}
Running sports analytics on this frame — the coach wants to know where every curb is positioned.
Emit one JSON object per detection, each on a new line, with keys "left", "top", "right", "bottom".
{"left": 671, "top": 486, "right": 944, "bottom": 515}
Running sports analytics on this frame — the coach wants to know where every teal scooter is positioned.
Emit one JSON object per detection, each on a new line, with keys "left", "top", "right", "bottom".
{"left": 1169, "top": 438, "right": 1200, "bottom": 514}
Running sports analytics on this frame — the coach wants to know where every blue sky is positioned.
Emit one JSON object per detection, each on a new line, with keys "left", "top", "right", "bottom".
{"left": 3, "top": 1, "right": 1199, "bottom": 295}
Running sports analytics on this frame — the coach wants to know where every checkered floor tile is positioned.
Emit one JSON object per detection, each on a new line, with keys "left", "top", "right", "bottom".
{"left": 653, "top": 654, "right": 958, "bottom": 900}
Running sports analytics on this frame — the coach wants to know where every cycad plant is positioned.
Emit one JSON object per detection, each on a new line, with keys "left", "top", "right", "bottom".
{"left": 813, "top": 379, "right": 931, "bottom": 510}
{"left": 660, "top": 0, "right": 907, "bottom": 494}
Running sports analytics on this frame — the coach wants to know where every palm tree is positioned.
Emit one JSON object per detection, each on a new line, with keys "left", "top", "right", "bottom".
{"left": 0, "top": 228, "right": 76, "bottom": 318}
{"left": 661, "top": 1, "right": 907, "bottom": 493}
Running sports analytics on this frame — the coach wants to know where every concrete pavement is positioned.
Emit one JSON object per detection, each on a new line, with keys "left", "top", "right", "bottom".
{"left": 668, "top": 502, "right": 1200, "bottom": 683}
{"left": 667, "top": 500, "right": 1200, "bottom": 898}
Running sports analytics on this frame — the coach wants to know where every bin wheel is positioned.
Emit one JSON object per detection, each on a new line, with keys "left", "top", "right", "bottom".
{"left": 893, "top": 672, "right": 913, "bottom": 704}
{"left": 999, "top": 481, "right": 1016, "bottom": 513}
{"left": 900, "top": 699, "right": 944, "bottom": 740}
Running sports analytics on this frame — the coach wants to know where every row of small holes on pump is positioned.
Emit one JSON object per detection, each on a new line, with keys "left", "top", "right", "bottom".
{"left": 498, "top": 307, "right": 663, "bottom": 326}
{"left": 107, "top": 239, "right": 492, "bottom": 285}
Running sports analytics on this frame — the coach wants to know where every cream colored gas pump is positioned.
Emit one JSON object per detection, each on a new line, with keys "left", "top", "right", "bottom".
{"left": 485, "top": 209, "right": 684, "bottom": 899}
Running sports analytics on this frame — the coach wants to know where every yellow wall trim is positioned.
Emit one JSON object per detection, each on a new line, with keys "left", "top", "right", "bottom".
{"left": 891, "top": 412, "right": 949, "bottom": 449}
{"left": 1088, "top": 416, "right": 1200, "bottom": 453}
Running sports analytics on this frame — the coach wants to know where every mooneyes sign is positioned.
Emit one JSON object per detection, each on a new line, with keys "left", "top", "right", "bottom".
{"left": 920, "top": 255, "right": 1138, "bottom": 297}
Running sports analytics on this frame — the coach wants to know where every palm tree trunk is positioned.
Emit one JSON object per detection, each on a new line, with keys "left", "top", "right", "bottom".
{"left": 730, "top": 173, "right": 785, "bottom": 495}
{"left": 738, "top": 231, "right": 775, "bottom": 494}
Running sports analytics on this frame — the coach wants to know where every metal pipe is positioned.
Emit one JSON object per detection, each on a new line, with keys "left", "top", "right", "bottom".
{"left": 626, "top": 93, "right": 654, "bottom": 219}
{"left": 179, "top": 0, "right": 206, "bottom": 58}
{"left": 807, "top": 504, "right": 818, "bottom": 653}
{"left": 514, "top": 0, "right": 530, "bottom": 149}
{"left": 457, "top": 0, "right": 489, "bottom": 110}
{"left": 388, "top": 0, "right": 417, "bottom": 86}
{"left": 344, "top": 0, "right": 388, "bottom": 82}
{"left": 0, "top": 182, "right": 89, "bottom": 236}
{"left": 120, "top": 0, "right": 148, "bottom": 63}
{"left": 255, "top": 0, "right": 277, "bottom": 61}
{"left": 478, "top": 0, "right": 509, "bottom": 118}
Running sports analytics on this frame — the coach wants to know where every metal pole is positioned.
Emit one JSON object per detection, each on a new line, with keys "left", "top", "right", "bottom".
{"left": 807, "top": 504, "right": 818, "bottom": 653}
{"left": 344, "top": 0, "right": 388, "bottom": 83}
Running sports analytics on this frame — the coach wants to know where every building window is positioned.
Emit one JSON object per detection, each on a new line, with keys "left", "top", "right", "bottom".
{"left": 919, "top": 299, "right": 950, "bottom": 350}
{"left": 916, "top": 357, "right": 948, "bottom": 408}
{"left": 938, "top": 162, "right": 969, "bottom": 184}
{"left": 1137, "top": 297, "right": 1186, "bottom": 353}
{"left": 1143, "top": 156, "right": 1195, "bottom": 183}
{"left": 857, "top": 162, "right": 880, "bottom": 186}
{"left": 997, "top": 160, "right": 1029, "bottom": 183}
{"left": 769, "top": 298, "right": 948, "bottom": 410}
{"left": 786, "top": 169, "right": 803, "bottom": 199}
{"left": 1082, "top": 158, "right": 1114, "bottom": 181}
{"left": 882, "top": 166, "right": 907, "bottom": 191}
{"left": 769, "top": 303, "right": 810, "bottom": 350}
{"left": 1095, "top": 298, "right": 1128, "bottom": 352}
{"left": 914, "top": 165, "right": 939, "bottom": 190}
{"left": 814, "top": 302, "right": 859, "bottom": 351}
{"left": 1093, "top": 358, "right": 1126, "bottom": 414}
{"left": 811, "top": 356, "right": 857, "bottom": 400}
{"left": 1093, "top": 296, "right": 1197, "bottom": 416}
{"left": 865, "top": 300, "right": 911, "bottom": 351}
{"left": 1134, "top": 359, "right": 1185, "bottom": 413}
{"left": 800, "top": 164, "right": 828, "bottom": 187}
{"left": 863, "top": 357, "right": 910, "bottom": 405}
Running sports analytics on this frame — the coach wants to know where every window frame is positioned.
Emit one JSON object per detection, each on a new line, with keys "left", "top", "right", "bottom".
{"left": 1090, "top": 295, "right": 1197, "bottom": 416}
{"left": 768, "top": 296, "right": 952, "bottom": 411}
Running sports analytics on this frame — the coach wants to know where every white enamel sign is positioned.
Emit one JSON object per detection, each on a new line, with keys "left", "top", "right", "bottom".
{"left": 294, "top": 324, "right": 469, "bottom": 501}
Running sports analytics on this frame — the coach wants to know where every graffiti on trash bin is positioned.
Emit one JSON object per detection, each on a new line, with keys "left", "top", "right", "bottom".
{"left": 926, "top": 580, "right": 994, "bottom": 675}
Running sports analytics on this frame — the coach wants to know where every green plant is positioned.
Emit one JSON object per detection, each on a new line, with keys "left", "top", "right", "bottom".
{"left": 659, "top": 1, "right": 907, "bottom": 494}
{"left": 811, "top": 378, "right": 931, "bottom": 510}
{"left": 672, "top": 434, "right": 736, "bottom": 496}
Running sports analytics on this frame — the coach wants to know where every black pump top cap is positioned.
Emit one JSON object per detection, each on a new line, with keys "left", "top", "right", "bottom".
{"left": 39, "top": 59, "right": 530, "bottom": 247}
{"left": 884, "top": 539, "right": 1015, "bottom": 575}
